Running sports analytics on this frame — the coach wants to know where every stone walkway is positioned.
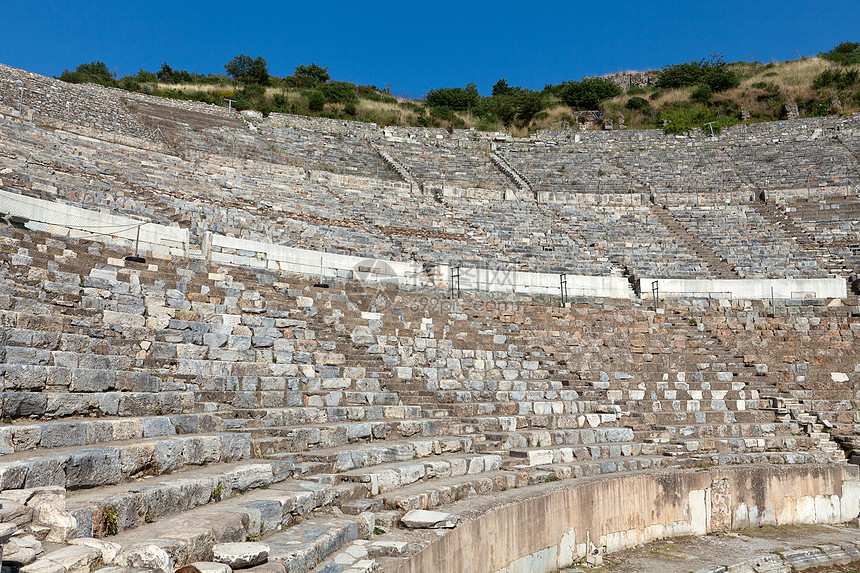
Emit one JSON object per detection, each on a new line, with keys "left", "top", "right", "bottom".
{"left": 590, "top": 524, "right": 860, "bottom": 573}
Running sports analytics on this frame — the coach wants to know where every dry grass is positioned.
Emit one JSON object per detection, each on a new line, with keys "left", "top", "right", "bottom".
{"left": 154, "top": 55, "right": 856, "bottom": 132}
{"left": 598, "top": 56, "right": 859, "bottom": 130}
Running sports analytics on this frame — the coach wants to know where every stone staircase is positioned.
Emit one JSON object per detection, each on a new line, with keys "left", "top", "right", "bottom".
{"left": 648, "top": 203, "right": 739, "bottom": 279}
{"left": 367, "top": 141, "right": 416, "bottom": 189}
{"left": 755, "top": 198, "right": 854, "bottom": 281}
{"left": 489, "top": 152, "right": 533, "bottom": 198}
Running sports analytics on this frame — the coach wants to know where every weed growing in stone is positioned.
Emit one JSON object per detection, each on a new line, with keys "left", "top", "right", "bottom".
{"left": 103, "top": 507, "right": 119, "bottom": 536}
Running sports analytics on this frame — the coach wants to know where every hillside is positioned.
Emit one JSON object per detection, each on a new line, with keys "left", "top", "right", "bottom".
{"left": 54, "top": 43, "right": 860, "bottom": 137}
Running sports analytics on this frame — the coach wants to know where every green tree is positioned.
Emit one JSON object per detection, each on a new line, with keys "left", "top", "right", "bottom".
{"left": 294, "top": 63, "right": 330, "bottom": 87}
{"left": 225, "top": 55, "right": 269, "bottom": 85}
{"left": 558, "top": 77, "right": 621, "bottom": 109}
{"left": 821, "top": 42, "right": 860, "bottom": 66}
{"left": 426, "top": 83, "right": 480, "bottom": 111}
{"left": 492, "top": 78, "right": 515, "bottom": 96}
{"left": 516, "top": 91, "right": 544, "bottom": 123}
{"left": 157, "top": 62, "right": 175, "bottom": 83}
{"left": 136, "top": 69, "right": 157, "bottom": 83}
{"left": 58, "top": 61, "right": 115, "bottom": 87}
{"left": 320, "top": 81, "right": 358, "bottom": 104}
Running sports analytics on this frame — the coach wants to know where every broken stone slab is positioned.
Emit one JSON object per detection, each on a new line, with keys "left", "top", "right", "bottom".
{"left": 116, "top": 543, "right": 173, "bottom": 573}
{"left": 212, "top": 542, "right": 270, "bottom": 569}
{"left": 21, "top": 545, "right": 102, "bottom": 573}
{"left": 400, "top": 510, "right": 458, "bottom": 529}
{"left": 4, "top": 543, "right": 38, "bottom": 567}
{"left": 350, "top": 326, "right": 375, "bottom": 345}
{"left": 240, "top": 563, "right": 284, "bottom": 573}
{"left": 68, "top": 538, "right": 122, "bottom": 564}
{"left": 32, "top": 503, "right": 77, "bottom": 542}
{"left": 0, "top": 500, "right": 33, "bottom": 526}
{"left": 5, "top": 533, "right": 43, "bottom": 565}
{"left": 365, "top": 540, "right": 407, "bottom": 557}
{"left": 0, "top": 522, "right": 17, "bottom": 543}
{"left": 780, "top": 547, "right": 829, "bottom": 571}
{"left": 192, "top": 562, "right": 233, "bottom": 573}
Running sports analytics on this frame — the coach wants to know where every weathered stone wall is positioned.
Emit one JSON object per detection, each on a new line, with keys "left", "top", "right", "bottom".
{"left": 396, "top": 464, "right": 860, "bottom": 573}
{"left": 598, "top": 71, "right": 657, "bottom": 91}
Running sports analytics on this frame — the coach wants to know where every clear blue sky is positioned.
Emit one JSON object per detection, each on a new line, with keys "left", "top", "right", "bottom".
{"left": 2, "top": 0, "right": 858, "bottom": 98}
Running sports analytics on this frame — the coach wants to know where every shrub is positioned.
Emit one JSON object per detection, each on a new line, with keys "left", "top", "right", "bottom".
{"left": 343, "top": 102, "right": 357, "bottom": 116}
{"left": 426, "top": 83, "right": 480, "bottom": 111}
{"left": 136, "top": 69, "right": 157, "bottom": 83}
{"left": 118, "top": 76, "right": 141, "bottom": 92}
{"left": 657, "top": 53, "right": 739, "bottom": 92}
{"left": 320, "top": 81, "right": 358, "bottom": 104}
{"left": 658, "top": 102, "right": 726, "bottom": 134}
{"left": 558, "top": 77, "right": 621, "bottom": 109}
{"left": 821, "top": 42, "right": 860, "bottom": 66}
{"left": 58, "top": 61, "right": 115, "bottom": 87}
{"left": 272, "top": 93, "right": 288, "bottom": 110}
{"left": 430, "top": 105, "right": 453, "bottom": 120}
{"left": 308, "top": 90, "right": 325, "bottom": 112}
{"left": 691, "top": 84, "right": 713, "bottom": 102}
{"left": 295, "top": 63, "right": 330, "bottom": 86}
{"left": 813, "top": 68, "right": 860, "bottom": 89}
{"left": 626, "top": 96, "right": 648, "bottom": 110}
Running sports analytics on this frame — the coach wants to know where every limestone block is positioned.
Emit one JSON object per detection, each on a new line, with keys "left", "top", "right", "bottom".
{"left": 68, "top": 538, "right": 121, "bottom": 564}
{"left": 39, "top": 545, "right": 101, "bottom": 573}
{"left": 400, "top": 509, "right": 458, "bottom": 529}
{"left": 782, "top": 548, "right": 828, "bottom": 571}
{"left": 0, "top": 499, "right": 33, "bottom": 526}
{"left": 102, "top": 310, "right": 145, "bottom": 329}
{"left": 0, "top": 522, "right": 17, "bottom": 543}
{"left": 117, "top": 544, "right": 172, "bottom": 573}
{"left": 213, "top": 542, "right": 270, "bottom": 568}
{"left": 19, "top": 559, "right": 65, "bottom": 573}
{"left": 33, "top": 504, "right": 77, "bottom": 542}
{"left": 193, "top": 562, "right": 233, "bottom": 573}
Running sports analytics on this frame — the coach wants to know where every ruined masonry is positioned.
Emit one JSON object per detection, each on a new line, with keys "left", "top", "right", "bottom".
{"left": 0, "top": 63, "right": 859, "bottom": 573}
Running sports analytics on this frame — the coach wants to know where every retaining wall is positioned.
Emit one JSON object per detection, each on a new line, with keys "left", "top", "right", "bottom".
{"left": 0, "top": 188, "right": 189, "bottom": 256}
{"left": 640, "top": 277, "right": 848, "bottom": 300}
{"left": 396, "top": 464, "right": 860, "bottom": 573}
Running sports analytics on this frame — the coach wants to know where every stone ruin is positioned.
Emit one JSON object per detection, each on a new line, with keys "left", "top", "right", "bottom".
{"left": 0, "top": 63, "right": 857, "bottom": 573}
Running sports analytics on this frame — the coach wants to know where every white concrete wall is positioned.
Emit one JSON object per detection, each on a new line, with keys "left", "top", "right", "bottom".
{"left": 0, "top": 189, "right": 189, "bottom": 256}
{"left": 207, "top": 233, "right": 634, "bottom": 299}
{"left": 441, "top": 265, "right": 632, "bottom": 299}
{"left": 639, "top": 277, "right": 847, "bottom": 300}
{"left": 206, "top": 232, "right": 427, "bottom": 286}
{"left": 398, "top": 465, "right": 860, "bottom": 573}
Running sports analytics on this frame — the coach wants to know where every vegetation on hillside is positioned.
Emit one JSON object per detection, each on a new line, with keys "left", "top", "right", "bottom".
{"left": 56, "top": 43, "right": 860, "bottom": 136}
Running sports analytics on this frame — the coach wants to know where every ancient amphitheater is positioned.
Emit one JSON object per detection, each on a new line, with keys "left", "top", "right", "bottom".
{"left": 1, "top": 62, "right": 860, "bottom": 573}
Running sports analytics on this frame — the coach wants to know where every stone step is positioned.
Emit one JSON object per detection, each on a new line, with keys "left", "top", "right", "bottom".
{"left": 0, "top": 413, "right": 225, "bottom": 455}
{"left": 295, "top": 436, "right": 473, "bottom": 473}
{"left": 338, "top": 453, "right": 503, "bottom": 495}
{"left": 266, "top": 513, "right": 370, "bottom": 573}
{"left": 65, "top": 459, "right": 297, "bottom": 538}
{"left": 244, "top": 419, "right": 448, "bottom": 455}
{"left": 1, "top": 391, "right": 198, "bottom": 420}
{"left": 0, "top": 432, "right": 251, "bottom": 491}
{"left": 378, "top": 455, "right": 672, "bottom": 513}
